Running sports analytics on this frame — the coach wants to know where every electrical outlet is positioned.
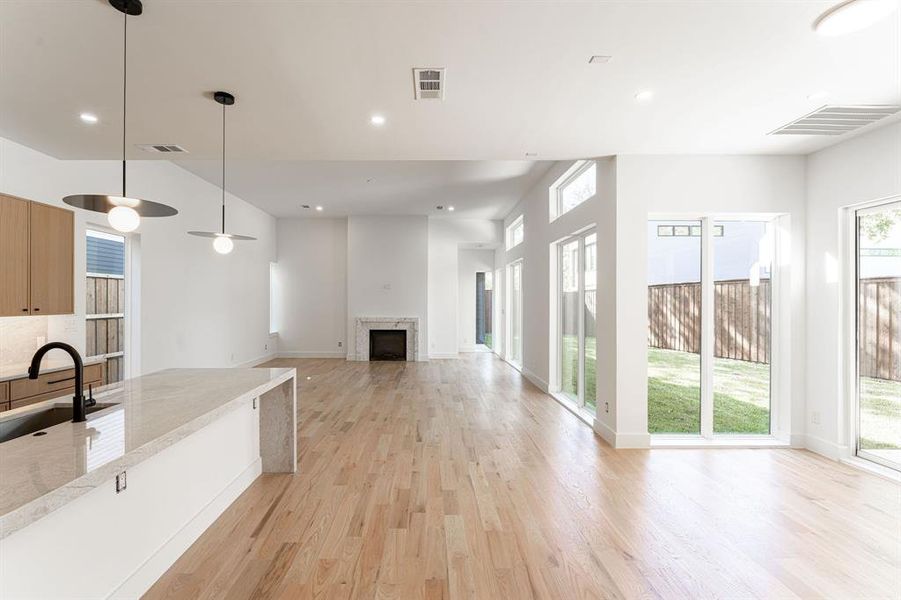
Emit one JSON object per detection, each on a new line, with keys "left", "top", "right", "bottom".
{"left": 811, "top": 411, "right": 821, "bottom": 425}
{"left": 115, "top": 471, "right": 127, "bottom": 493}
{"left": 605, "top": 402, "right": 610, "bottom": 414}
{"left": 264, "top": 343, "right": 268, "bottom": 351}
{"left": 338, "top": 341, "right": 343, "bottom": 348}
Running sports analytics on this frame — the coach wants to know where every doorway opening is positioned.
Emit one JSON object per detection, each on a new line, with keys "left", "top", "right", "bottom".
{"left": 85, "top": 229, "right": 127, "bottom": 383}
{"left": 476, "top": 271, "right": 494, "bottom": 351}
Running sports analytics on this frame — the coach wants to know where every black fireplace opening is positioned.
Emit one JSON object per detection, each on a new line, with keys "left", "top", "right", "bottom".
{"left": 369, "top": 330, "right": 407, "bottom": 361}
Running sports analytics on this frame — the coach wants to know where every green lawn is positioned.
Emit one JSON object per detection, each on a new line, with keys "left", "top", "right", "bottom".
{"left": 860, "top": 376, "right": 901, "bottom": 449}
{"left": 648, "top": 348, "right": 770, "bottom": 434}
{"left": 561, "top": 336, "right": 596, "bottom": 410}
{"left": 647, "top": 348, "right": 901, "bottom": 445}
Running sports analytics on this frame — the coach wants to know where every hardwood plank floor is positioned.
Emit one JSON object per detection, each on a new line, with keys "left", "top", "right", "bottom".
{"left": 146, "top": 354, "right": 901, "bottom": 599}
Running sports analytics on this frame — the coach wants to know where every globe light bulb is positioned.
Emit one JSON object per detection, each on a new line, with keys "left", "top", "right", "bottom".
{"left": 213, "top": 235, "right": 234, "bottom": 255}
{"left": 107, "top": 206, "right": 140, "bottom": 232}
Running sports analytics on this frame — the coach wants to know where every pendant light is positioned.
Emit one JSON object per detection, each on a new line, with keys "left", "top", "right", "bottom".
{"left": 187, "top": 91, "right": 256, "bottom": 254}
{"left": 63, "top": 0, "right": 178, "bottom": 232}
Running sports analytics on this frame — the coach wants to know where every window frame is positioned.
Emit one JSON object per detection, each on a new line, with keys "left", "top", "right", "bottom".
{"left": 549, "top": 160, "right": 597, "bottom": 222}
{"left": 647, "top": 213, "right": 788, "bottom": 444}
{"left": 506, "top": 215, "right": 524, "bottom": 250}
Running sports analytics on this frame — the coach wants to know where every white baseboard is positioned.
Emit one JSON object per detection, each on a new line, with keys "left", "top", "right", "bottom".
{"left": 803, "top": 434, "right": 848, "bottom": 461}
{"left": 277, "top": 351, "right": 347, "bottom": 359}
{"left": 429, "top": 353, "right": 460, "bottom": 360}
{"left": 593, "top": 419, "right": 616, "bottom": 447}
{"left": 521, "top": 367, "right": 549, "bottom": 393}
{"left": 111, "top": 458, "right": 262, "bottom": 598}
{"left": 236, "top": 352, "right": 278, "bottom": 368}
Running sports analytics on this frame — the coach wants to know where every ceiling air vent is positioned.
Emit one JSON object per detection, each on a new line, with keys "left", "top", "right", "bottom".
{"left": 413, "top": 68, "right": 445, "bottom": 100}
{"left": 136, "top": 144, "right": 189, "bottom": 153}
{"left": 770, "top": 105, "right": 900, "bottom": 136}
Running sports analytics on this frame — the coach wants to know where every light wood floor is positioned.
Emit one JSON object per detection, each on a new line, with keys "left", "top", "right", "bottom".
{"left": 146, "top": 354, "right": 900, "bottom": 599}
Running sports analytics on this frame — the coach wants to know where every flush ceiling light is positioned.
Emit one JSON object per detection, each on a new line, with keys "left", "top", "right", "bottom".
{"left": 63, "top": 0, "right": 178, "bottom": 233}
{"left": 188, "top": 91, "right": 256, "bottom": 255}
{"left": 814, "top": 0, "right": 898, "bottom": 35}
{"left": 447, "top": 206, "right": 455, "bottom": 211}
{"left": 370, "top": 114, "right": 386, "bottom": 126}
{"left": 635, "top": 90, "right": 654, "bottom": 103}
{"left": 588, "top": 55, "right": 612, "bottom": 64}
{"left": 80, "top": 112, "right": 99, "bottom": 124}
{"left": 315, "top": 206, "right": 323, "bottom": 211}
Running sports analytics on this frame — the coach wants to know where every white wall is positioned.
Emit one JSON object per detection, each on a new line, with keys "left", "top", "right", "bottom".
{"left": 805, "top": 122, "right": 901, "bottom": 459}
{"left": 457, "top": 249, "right": 495, "bottom": 352}
{"left": 347, "top": 215, "right": 429, "bottom": 359}
{"left": 0, "top": 137, "right": 276, "bottom": 374}
{"left": 275, "top": 218, "right": 347, "bottom": 358}
{"left": 498, "top": 154, "right": 807, "bottom": 448}
{"left": 428, "top": 218, "right": 500, "bottom": 358}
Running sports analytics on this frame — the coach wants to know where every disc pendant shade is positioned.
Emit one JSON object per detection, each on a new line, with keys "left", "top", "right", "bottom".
{"left": 188, "top": 91, "right": 257, "bottom": 254}
{"left": 63, "top": 0, "right": 178, "bottom": 232}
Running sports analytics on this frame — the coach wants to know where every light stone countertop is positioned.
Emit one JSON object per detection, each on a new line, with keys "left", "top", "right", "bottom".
{"left": 0, "top": 355, "right": 105, "bottom": 383}
{"left": 0, "top": 367, "right": 296, "bottom": 539}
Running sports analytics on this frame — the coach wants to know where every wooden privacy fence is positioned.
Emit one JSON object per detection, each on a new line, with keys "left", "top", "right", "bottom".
{"left": 649, "top": 276, "right": 901, "bottom": 381}
{"left": 858, "top": 277, "right": 901, "bottom": 382}
{"left": 86, "top": 275, "right": 125, "bottom": 383}
{"left": 647, "top": 278, "right": 771, "bottom": 364}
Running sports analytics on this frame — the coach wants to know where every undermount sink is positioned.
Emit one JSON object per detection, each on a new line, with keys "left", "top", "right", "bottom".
{"left": 0, "top": 404, "right": 117, "bottom": 444}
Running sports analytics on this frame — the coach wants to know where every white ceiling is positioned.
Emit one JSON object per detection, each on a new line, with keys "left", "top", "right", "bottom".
{"left": 174, "top": 160, "right": 552, "bottom": 219}
{"left": 1, "top": 0, "right": 899, "bottom": 163}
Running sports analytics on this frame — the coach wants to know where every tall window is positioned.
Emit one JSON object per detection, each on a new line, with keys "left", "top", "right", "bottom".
{"left": 86, "top": 229, "right": 126, "bottom": 383}
{"left": 550, "top": 161, "right": 596, "bottom": 221}
{"left": 555, "top": 230, "right": 597, "bottom": 413}
{"left": 647, "top": 220, "right": 702, "bottom": 434}
{"left": 493, "top": 267, "right": 504, "bottom": 357}
{"left": 507, "top": 260, "right": 523, "bottom": 368}
{"left": 713, "top": 220, "right": 773, "bottom": 434}
{"left": 506, "top": 215, "right": 524, "bottom": 250}
{"left": 647, "top": 217, "right": 778, "bottom": 438}
{"left": 856, "top": 200, "right": 900, "bottom": 471}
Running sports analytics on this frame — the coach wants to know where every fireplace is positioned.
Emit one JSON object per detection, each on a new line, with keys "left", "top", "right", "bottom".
{"left": 369, "top": 330, "right": 407, "bottom": 361}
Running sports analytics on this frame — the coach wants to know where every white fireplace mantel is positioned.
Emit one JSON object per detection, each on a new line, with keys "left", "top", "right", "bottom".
{"left": 352, "top": 317, "right": 420, "bottom": 361}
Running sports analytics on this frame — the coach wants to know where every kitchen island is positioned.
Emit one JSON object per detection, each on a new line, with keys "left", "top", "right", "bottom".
{"left": 0, "top": 367, "right": 296, "bottom": 599}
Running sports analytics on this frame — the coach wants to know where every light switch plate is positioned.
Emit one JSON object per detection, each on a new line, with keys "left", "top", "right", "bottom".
{"left": 115, "top": 471, "right": 127, "bottom": 493}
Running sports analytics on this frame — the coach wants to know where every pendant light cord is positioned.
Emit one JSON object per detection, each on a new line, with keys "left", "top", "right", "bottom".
{"left": 221, "top": 100, "right": 226, "bottom": 234}
{"left": 122, "top": 8, "right": 128, "bottom": 197}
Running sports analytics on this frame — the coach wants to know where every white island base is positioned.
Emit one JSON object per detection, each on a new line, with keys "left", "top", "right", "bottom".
{"left": 0, "top": 368, "right": 296, "bottom": 599}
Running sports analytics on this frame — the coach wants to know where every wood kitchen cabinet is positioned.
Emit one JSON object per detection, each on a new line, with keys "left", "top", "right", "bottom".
{"left": 0, "top": 193, "right": 74, "bottom": 316}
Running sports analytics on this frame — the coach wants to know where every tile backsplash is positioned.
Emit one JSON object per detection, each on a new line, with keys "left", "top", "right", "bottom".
{"left": 0, "top": 315, "right": 80, "bottom": 369}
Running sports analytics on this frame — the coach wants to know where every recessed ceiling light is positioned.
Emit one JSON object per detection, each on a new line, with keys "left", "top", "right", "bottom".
{"left": 370, "top": 114, "right": 386, "bottom": 126}
{"left": 525, "top": 152, "right": 538, "bottom": 157}
{"left": 635, "top": 90, "right": 654, "bottom": 103}
{"left": 436, "top": 205, "right": 444, "bottom": 210}
{"left": 80, "top": 112, "right": 99, "bottom": 124}
{"left": 447, "top": 206, "right": 455, "bottom": 212}
{"left": 814, "top": 0, "right": 897, "bottom": 36}
{"left": 588, "top": 55, "right": 612, "bottom": 64}
{"left": 315, "top": 205, "right": 323, "bottom": 211}
{"left": 808, "top": 90, "right": 830, "bottom": 101}
{"left": 302, "top": 204, "right": 311, "bottom": 209}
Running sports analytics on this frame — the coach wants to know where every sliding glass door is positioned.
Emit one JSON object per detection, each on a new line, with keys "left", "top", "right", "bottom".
{"left": 556, "top": 230, "right": 596, "bottom": 413}
{"left": 856, "top": 201, "right": 900, "bottom": 471}
{"left": 507, "top": 261, "right": 523, "bottom": 368}
{"left": 648, "top": 217, "right": 777, "bottom": 438}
